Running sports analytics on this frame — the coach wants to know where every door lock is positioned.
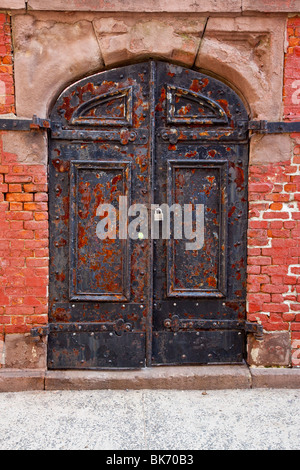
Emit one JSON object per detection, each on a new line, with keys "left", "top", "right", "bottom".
{"left": 154, "top": 208, "right": 164, "bottom": 221}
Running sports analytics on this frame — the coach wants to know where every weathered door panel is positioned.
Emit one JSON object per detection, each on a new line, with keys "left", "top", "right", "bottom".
{"left": 48, "top": 331, "right": 146, "bottom": 369}
{"left": 49, "top": 63, "right": 151, "bottom": 369}
{"left": 152, "top": 331, "right": 245, "bottom": 365}
{"left": 48, "top": 61, "right": 249, "bottom": 369}
{"left": 69, "top": 160, "right": 131, "bottom": 302}
{"left": 151, "top": 62, "right": 248, "bottom": 365}
{"left": 166, "top": 159, "right": 228, "bottom": 298}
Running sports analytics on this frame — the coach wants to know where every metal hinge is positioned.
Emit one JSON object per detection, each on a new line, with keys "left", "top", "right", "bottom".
{"left": 247, "top": 120, "right": 300, "bottom": 134}
{"left": 31, "top": 325, "right": 50, "bottom": 338}
{"left": 30, "top": 115, "right": 52, "bottom": 130}
{"left": 0, "top": 115, "right": 52, "bottom": 131}
{"left": 164, "top": 316, "right": 264, "bottom": 341}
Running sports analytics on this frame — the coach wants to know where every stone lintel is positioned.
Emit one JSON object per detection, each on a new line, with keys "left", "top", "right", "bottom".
{"left": 0, "top": 0, "right": 25, "bottom": 9}
{"left": 20, "top": 0, "right": 300, "bottom": 14}
{"left": 242, "top": 0, "right": 300, "bottom": 14}
{"left": 26, "top": 0, "right": 243, "bottom": 14}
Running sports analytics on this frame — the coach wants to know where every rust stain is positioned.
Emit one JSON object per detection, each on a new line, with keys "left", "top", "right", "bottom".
{"left": 185, "top": 150, "right": 197, "bottom": 158}
{"left": 55, "top": 272, "right": 66, "bottom": 282}
{"left": 57, "top": 96, "right": 75, "bottom": 121}
{"left": 207, "top": 276, "right": 217, "bottom": 288}
{"left": 155, "top": 87, "right": 166, "bottom": 113}
{"left": 55, "top": 238, "right": 67, "bottom": 248}
{"left": 78, "top": 225, "right": 88, "bottom": 249}
{"left": 133, "top": 93, "right": 147, "bottom": 128}
{"left": 177, "top": 104, "right": 192, "bottom": 116}
{"left": 53, "top": 308, "right": 71, "bottom": 322}
{"left": 206, "top": 176, "right": 215, "bottom": 184}
{"left": 235, "top": 167, "right": 245, "bottom": 190}
{"left": 93, "top": 183, "right": 105, "bottom": 215}
{"left": 168, "top": 144, "right": 177, "bottom": 151}
{"left": 228, "top": 206, "right": 236, "bottom": 218}
{"left": 49, "top": 63, "right": 249, "bottom": 367}
{"left": 78, "top": 181, "right": 91, "bottom": 220}
{"left": 111, "top": 174, "right": 122, "bottom": 190}
{"left": 217, "top": 99, "right": 233, "bottom": 126}
{"left": 178, "top": 131, "right": 188, "bottom": 141}
{"left": 61, "top": 196, "right": 69, "bottom": 226}
{"left": 190, "top": 78, "right": 209, "bottom": 93}
{"left": 52, "top": 159, "right": 70, "bottom": 173}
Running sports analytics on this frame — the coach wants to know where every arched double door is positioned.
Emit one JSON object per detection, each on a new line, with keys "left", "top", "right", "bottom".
{"left": 48, "top": 61, "right": 249, "bottom": 369}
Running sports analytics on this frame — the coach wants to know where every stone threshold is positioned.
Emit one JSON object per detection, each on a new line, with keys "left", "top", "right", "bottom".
{"left": 1, "top": 365, "right": 300, "bottom": 392}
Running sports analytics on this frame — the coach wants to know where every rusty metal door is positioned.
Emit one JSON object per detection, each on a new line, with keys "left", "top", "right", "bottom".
{"left": 48, "top": 61, "right": 251, "bottom": 369}
{"left": 151, "top": 62, "right": 250, "bottom": 365}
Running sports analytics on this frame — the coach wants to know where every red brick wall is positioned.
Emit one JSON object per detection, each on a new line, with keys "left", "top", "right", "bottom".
{"left": 0, "top": 14, "right": 48, "bottom": 367}
{"left": 247, "top": 17, "right": 300, "bottom": 367}
{"left": 284, "top": 17, "right": 300, "bottom": 122}
{"left": 285, "top": 17, "right": 300, "bottom": 366}
{"left": 0, "top": 13, "right": 14, "bottom": 115}
{"left": 0, "top": 12, "right": 15, "bottom": 366}
{"left": 0, "top": 134, "right": 49, "bottom": 363}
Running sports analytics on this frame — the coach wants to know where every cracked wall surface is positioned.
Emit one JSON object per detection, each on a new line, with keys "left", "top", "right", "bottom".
{"left": 93, "top": 16, "right": 207, "bottom": 68}
{"left": 12, "top": 13, "right": 104, "bottom": 118}
{"left": 11, "top": 11, "right": 287, "bottom": 120}
{"left": 196, "top": 16, "right": 286, "bottom": 121}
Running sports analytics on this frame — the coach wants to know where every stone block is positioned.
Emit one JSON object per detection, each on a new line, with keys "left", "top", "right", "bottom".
{"left": 0, "top": 0, "right": 25, "bottom": 8}
{"left": 248, "top": 332, "right": 291, "bottom": 367}
{"left": 45, "top": 365, "right": 252, "bottom": 390}
{"left": 196, "top": 16, "right": 286, "bottom": 121}
{"left": 250, "top": 134, "right": 294, "bottom": 165}
{"left": 251, "top": 368, "right": 300, "bottom": 389}
{"left": 2, "top": 130, "right": 48, "bottom": 165}
{"left": 27, "top": 0, "right": 242, "bottom": 13}
{"left": 12, "top": 13, "right": 103, "bottom": 118}
{"left": 0, "top": 369, "right": 45, "bottom": 392}
{"left": 0, "top": 339, "right": 4, "bottom": 366}
{"left": 93, "top": 16, "right": 206, "bottom": 68}
{"left": 4, "top": 334, "right": 47, "bottom": 369}
{"left": 242, "top": 0, "right": 300, "bottom": 13}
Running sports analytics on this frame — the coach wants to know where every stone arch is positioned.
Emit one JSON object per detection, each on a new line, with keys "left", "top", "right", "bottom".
{"left": 194, "top": 16, "right": 286, "bottom": 122}
{"left": 195, "top": 46, "right": 272, "bottom": 122}
{"left": 12, "top": 12, "right": 285, "bottom": 123}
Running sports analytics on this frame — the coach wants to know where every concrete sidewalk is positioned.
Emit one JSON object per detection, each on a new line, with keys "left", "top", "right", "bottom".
{"left": 0, "top": 388, "right": 299, "bottom": 450}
